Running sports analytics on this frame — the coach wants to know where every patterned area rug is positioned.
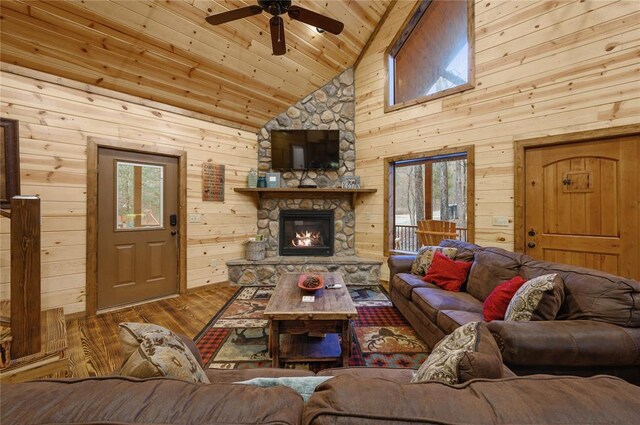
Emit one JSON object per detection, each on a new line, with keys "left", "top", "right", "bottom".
{"left": 195, "top": 285, "right": 429, "bottom": 370}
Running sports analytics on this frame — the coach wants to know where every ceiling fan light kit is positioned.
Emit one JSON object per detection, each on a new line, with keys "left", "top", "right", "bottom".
{"left": 205, "top": 0, "right": 344, "bottom": 55}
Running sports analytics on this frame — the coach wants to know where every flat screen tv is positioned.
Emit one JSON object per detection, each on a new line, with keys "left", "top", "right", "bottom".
{"left": 271, "top": 130, "right": 340, "bottom": 170}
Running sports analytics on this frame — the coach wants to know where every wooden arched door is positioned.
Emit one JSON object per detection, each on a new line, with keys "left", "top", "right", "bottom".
{"left": 524, "top": 136, "right": 639, "bottom": 280}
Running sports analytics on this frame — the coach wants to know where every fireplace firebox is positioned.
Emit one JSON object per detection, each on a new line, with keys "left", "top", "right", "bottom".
{"left": 279, "top": 210, "right": 334, "bottom": 256}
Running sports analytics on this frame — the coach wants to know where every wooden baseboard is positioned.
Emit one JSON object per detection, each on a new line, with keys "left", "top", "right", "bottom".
{"left": 187, "top": 281, "right": 231, "bottom": 294}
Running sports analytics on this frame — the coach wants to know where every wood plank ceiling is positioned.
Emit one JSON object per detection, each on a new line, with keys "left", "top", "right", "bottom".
{"left": 0, "top": 0, "right": 390, "bottom": 130}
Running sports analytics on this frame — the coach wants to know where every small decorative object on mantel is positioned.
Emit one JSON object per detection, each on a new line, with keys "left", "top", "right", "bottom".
{"left": 341, "top": 176, "right": 361, "bottom": 189}
{"left": 257, "top": 172, "right": 267, "bottom": 188}
{"left": 202, "top": 163, "right": 225, "bottom": 201}
{"left": 247, "top": 168, "right": 258, "bottom": 188}
{"left": 266, "top": 172, "right": 281, "bottom": 188}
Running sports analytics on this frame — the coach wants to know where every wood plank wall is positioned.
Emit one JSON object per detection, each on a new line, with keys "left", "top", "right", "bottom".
{"left": 354, "top": 0, "right": 640, "bottom": 279}
{"left": 0, "top": 70, "right": 258, "bottom": 315}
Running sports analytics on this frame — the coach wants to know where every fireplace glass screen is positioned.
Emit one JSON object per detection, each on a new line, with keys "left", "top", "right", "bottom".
{"left": 279, "top": 210, "right": 334, "bottom": 256}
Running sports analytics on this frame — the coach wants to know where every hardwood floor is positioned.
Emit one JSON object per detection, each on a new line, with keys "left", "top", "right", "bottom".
{"left": 65, "top": 284, "right": 237, "bottom": 378}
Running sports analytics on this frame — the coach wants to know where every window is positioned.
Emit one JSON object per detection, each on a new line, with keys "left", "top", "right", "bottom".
{"left": 116, "top": 161, "right": 164, "bottom": 229}
{"left": 384, "top": 147, "right": 474, "bottom": 255}
{"left": 386, "top": 0, "right": 474, "bottom": 111}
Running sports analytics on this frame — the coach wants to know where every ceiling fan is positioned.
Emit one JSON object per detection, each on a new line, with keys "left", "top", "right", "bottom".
{"left": 205, "top": 0, "right": 344, "bottom": 55}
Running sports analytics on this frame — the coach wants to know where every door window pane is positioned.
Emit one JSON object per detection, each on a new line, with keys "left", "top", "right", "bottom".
{"left": 116, "top": 161, "right": 164, "bottom": 229}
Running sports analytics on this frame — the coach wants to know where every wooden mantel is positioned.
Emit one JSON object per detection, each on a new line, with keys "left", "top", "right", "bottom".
{"left": 234, "top": 187, "right": 377, "bottom": 208}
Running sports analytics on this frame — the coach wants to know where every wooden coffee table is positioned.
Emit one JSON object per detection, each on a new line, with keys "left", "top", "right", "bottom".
{"left": 263, "top": 273, "right": 357, "bottom": 368}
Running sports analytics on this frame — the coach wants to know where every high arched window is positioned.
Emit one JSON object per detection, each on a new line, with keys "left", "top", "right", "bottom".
{"left": 386, "top": 0, "right": 475, "bottom": 112}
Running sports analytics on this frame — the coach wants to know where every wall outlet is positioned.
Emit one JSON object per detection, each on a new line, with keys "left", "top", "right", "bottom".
{"left": 492, "top": 216, "right": 510, "bottom": 227}
{"left": 211, "top": 259, "right": 217, "bottom": 268}
{"left": 188, "top": 213, "right": 202, "bottom": 223}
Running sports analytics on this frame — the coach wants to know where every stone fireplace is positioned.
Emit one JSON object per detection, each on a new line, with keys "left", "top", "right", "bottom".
{"left": 259, "top": 196, "right": 354, "bottom": 257}
{"left": 279, "top": 210, "right": 334, "bottom": 256}
{"left": 226, "top": 67, "right": 382, "bottom": 286}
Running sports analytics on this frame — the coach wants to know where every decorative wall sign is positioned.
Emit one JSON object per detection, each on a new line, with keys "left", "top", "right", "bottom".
{"left": 203, "top": 163, "right": 225, "bottom": 201}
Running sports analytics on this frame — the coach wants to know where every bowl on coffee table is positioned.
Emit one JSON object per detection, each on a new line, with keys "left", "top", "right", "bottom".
{"left": 298, "top": 274, "right": 324, "bottom": 292}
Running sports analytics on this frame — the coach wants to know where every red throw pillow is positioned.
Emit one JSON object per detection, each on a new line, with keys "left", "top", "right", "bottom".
{"left": 423, "top": 251, "right": 472, "bottom": 292}
{"left": 483, "top": 276, "right": 527, "bottom": 321}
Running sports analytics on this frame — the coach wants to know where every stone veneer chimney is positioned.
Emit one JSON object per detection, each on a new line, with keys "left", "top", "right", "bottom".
{"left": 254, "top": 68, "right": 358, "bottom": 257}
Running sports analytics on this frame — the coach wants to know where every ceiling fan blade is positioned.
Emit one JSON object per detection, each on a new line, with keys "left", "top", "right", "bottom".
{"left": 287, "top": 6, "right": 344, "bottom": 35}
{"left": 205, "top": 5, "right": 263, "bottom": 25}
{"left": 270, "top": 16, "right": 286, "bottom": 56}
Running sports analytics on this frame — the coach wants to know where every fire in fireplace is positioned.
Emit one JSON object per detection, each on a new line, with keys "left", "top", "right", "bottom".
{"left": 292, "top": 230, "right": 323, "bottom": 247}
{"left": 279, "top": 210, "right": 334, "bottom": 256}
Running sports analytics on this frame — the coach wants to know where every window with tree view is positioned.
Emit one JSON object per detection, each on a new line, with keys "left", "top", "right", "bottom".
{"left": 116, "top": 161, "right": 164, "bottom": 229}
{"left": 386, "top": 0, "right": 474, "bottom": 110}
{"left": 386, "top": 149, "right": 473, "bottom": 254}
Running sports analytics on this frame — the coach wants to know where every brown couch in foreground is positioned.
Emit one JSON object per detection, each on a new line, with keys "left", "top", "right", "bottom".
{"left": 3, "top": 368, "right": 640, "bottom": 425}
{"left": 389, "top": 240, "right": 640, "bottom": 384}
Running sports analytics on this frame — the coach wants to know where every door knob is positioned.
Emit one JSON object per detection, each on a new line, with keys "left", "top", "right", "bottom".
{"left": 527, "top": 242, "right": 536, "bottom": 248}
{"left": 171, "top": 230, "right": 177, "bottom": 236}
{"left": 528, "top": 229, "right": 536, "bottom": 237}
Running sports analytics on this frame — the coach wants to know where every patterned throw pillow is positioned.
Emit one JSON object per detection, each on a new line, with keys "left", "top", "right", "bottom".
{"left": 411, "top": 321, "right": 503, "bottom": 385}
{"left": 119, "top": 322, "right": 210, "bottom": 383}
{"left": 411, "top": 246, "right": 458, "bottom": 276}
{"left": 504, "top": 273, "right": 565, "bottom": 321}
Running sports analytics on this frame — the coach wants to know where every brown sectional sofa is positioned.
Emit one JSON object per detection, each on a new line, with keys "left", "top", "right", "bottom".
{"left": 389, "top": 239, "right": 640, "bottom": 384}
{"left": 3, "top": 368, "right": 640, "bottom": 424}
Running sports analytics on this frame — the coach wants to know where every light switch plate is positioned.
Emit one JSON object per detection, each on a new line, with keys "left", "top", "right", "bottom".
{"left": 188, "top": 213, "right": 202, "bottom": 223}
{"left": 492, "top": 216, "right": 510, "bottom": 227}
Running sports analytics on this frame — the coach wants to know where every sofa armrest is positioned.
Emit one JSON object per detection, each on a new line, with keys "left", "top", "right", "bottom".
{"left": 487, "top": 320, "right": 640, "bottom": 367}
{"left": 388, "top": 255, "right": 415, "bottom": 281}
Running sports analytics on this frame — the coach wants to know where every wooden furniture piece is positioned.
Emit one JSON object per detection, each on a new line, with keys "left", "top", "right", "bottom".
{"left": 0, "top": 305, "right": 68, "bottom": 384}
{"left": 9, "top": 196, "right": 41, "bottom": 358}
{"left": 263, "top": 273, "right": 357, "bottom": 368}
{"left": 416, "top": 219, "right": 457, "bottom": 246}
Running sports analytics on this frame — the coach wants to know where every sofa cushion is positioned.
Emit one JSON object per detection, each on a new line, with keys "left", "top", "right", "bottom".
{"left": 411, "top": 246, "right": 457, "bottom": 275}
{"left": 483, "top": 276, "right": 527, "bottom": 321}
{"left": 392, "top": 272, "right": 438, "bottom": 300}
{"left": 466, "top": 248, "right": 527, "bottom": 301}
{"left": 436, "top": 309, "right": 483, "bottom": 334}
{"left": 303, "top": 375, "right": 640, "bottom": 425}
{"left": 118, "top": 323, "right": 210, "bottom": 383}
{"left": 412, "top": 287, "right": 483, "bottom": 323}
{"left": 520, "top": 260, "right": 640, "bottom": 327}
{"left": 1, "top": 376, "right": 304, "bottom": 425}
{"left": 412, "top": 322, "right": 503, "bottom": 384}
{"left": 439, "top": 239, "right": 480, "bottom": 262}
{"left": 505, "top": 274, "right": 564, "bottom": 321}
{"left": 423, "top": 251, "right": 472, "bottom": 292}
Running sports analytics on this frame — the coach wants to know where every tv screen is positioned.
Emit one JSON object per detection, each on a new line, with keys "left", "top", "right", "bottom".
{"left": 271, "top": 130, "right": 340, "bottom": 170}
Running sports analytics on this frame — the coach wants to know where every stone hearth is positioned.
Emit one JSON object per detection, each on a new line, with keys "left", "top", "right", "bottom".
{"left": 227, "top": 256, "right": 381, "bottom": 286}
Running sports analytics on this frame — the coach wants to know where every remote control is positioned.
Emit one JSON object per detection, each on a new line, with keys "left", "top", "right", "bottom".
{"left": 326, "top": 284, "right": 342, "bottom": 289}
